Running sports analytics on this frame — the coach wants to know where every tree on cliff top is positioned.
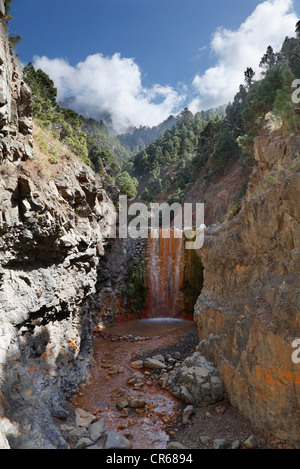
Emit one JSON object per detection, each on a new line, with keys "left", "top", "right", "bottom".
{"left": 259, "top": 46, "right": 277, "bottom": 73}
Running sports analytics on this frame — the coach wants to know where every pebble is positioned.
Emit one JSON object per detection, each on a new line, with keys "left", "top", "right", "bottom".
{"left": 130, "top": 399, "right": 146, "bottom": 409}
{"left": 200, "top": 436, "right": 211, "bottom": 445}
{"left": 244, "top": 435, "right": 259, "bottom": 449}
{"left": 120, "top": 408, "right": 130, "bottom": 418}
{"left": 116, "top": 400, "right": 129, "bottom": 410}
{"left": 152, "top": 354, "right": 165, "bottom": 363}
{"left": 232, "top": 440, "right": 241, "bottom": 450}
{"left": 130, "top": 360, "right": 143, "bottom": 369}
{"left": 104, "top": 430, "right": 132, "bottom": 449}
{"left": 182, "top": 405, "right": 194, "bottom": 424}
{"left": 143, "top": 358, "right": 166, "bottom": 370}
{"left": 167, "top": 442, "right": 187, "bottom": 450}
{"left": 127, "top": 379, "right": 137, "bottom": 385}
{"left": 213, "top": 439, "right": 231, "bottom": 449}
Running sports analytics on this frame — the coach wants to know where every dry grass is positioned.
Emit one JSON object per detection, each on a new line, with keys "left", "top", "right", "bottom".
{"left": 32, "top": 121, "right": 74, "bottom": 178}
{"left": 250, "top": 157, "right": 300, "bottom": 198}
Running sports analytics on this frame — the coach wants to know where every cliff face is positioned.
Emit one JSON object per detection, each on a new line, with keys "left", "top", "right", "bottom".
{"left": 194, "top": 133, "right": 300, "bottom": 446}
{"left": 0, "top": 10, "right": 115, "bottom": 449}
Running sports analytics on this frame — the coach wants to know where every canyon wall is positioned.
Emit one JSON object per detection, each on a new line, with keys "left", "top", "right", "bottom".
{"left": 0, "top": 10, "right": 115, "bottom": 448}
{"left": 195, "top": 133, "right": 300, "bottom": 446}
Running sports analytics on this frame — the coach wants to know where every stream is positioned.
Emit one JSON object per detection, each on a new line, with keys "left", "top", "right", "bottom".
{"left": 72, "top": 318, "right": 197, "bottom": 449}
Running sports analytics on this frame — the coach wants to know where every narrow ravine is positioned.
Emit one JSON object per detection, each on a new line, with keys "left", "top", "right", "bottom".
{"left": 66, "top": 229, "right": 203, "bottom": 449}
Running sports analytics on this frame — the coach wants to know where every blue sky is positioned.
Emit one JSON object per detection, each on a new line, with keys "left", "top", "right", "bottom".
{"left": 10, "top": 0, "right": 300, "bottom": 133}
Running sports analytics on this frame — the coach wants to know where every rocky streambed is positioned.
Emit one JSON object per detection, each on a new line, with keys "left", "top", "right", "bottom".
{"left": 50, "top": 319, "right": 289, "bottom": 450}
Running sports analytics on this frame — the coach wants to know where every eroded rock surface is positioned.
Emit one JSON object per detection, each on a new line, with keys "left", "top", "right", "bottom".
{"left": 0, "top": 7, "right": 115, "bottom": 449}
{"left": 194, "top": 134, "right": 300, "bottom": 447}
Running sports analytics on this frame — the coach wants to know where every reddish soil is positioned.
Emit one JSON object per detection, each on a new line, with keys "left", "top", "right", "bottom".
{"left": 69, "top": 322, "right": 294, "bottom": 450}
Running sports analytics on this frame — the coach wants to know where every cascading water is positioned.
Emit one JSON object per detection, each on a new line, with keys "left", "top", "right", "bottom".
{"left": 144, "top": 228, "right": 186, "bottom": 318}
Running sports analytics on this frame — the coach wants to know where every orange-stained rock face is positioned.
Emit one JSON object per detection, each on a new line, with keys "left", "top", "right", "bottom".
{"left": 144, "top": 229, "right": 203, "bottom": 320}
{"left": 194, "top": 135, "right": 300, "bottom": 447}
{"left": 144, "top": 229, "right": 185, "bottom": 319}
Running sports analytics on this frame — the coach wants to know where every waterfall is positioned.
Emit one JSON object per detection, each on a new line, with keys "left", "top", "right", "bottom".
{"left": 144, "top": 228, "right": 185, "bottom": 318}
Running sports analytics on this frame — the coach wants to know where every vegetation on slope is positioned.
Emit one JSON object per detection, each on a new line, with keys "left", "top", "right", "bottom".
{"left": 117, "top": 115, "right": 178, "bottom": 155}
{"left": 23, "top": 63, "right": 139, "bottom": 200}
{"left": 22, "top": 20, "right": 300, "bottom": 214}
{"left": 125, "top": 30, "right": 300, "bottom": 209}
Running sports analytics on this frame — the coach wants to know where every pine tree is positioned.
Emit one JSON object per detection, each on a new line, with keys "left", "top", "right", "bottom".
{"left": 259, "top": 46, "right": 276, "bottom": 72}
{"left": 244, "top": 67, "right": 255, "bottom": 89}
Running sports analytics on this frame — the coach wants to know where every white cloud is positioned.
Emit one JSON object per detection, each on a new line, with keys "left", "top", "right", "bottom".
{"left": 33, "top": 53, "right": 185, "bottom": 134}
{"left": 189, "top": 0, "right": 298, "bottom": 112}
{"left": 32, "top": 0, "right": 299, "bottom": 130}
